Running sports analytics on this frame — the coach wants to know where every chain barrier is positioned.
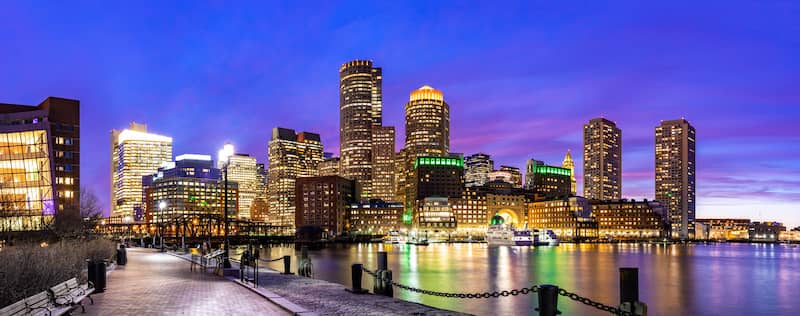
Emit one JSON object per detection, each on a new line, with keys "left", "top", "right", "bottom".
{"left": 557, "top": 288, "right": 632, "bottom": 316}
{"left": 260, "top": 257, "right": 285, "bottom": 262}
{"left": 363, "top": 266, "right": 630, "bottom": 315}
{"left": 363, "top": 267, "right": 539, "bottom": 299}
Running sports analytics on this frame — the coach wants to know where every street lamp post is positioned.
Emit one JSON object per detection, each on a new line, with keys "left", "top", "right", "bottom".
{"left": 219, "top": 143, "right": 234, "bottom": 268}
{"left": 159, "top": 201, "right": 166, "bottom": 252}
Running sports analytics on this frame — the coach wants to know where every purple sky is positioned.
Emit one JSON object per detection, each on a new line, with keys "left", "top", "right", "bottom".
{"left": 1, "top": 2, "right": 798, "bottom": 227}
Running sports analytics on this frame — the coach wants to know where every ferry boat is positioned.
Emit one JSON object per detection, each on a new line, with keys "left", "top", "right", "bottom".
{"left": 533, "top": 229, "right": 559, "bottom": 246}
{"left": 384, "top": 231, "right": 406, "bottom": 244}
{"left": 486, "top": 215, "right": 533, "bottom": 246}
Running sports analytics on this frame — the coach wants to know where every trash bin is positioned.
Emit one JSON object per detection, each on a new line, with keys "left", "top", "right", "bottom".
{"left": 117, "top": 245, "right": 127, "bottom": 265}
{"left": 87, "top": 260, "right": 107, "bottom": 293}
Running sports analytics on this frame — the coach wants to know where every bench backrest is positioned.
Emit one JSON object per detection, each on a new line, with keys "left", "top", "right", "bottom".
{"left": 50, "top": 281, "right": 71, "bottom": 297}
{"left": 0, "top": 299, "right": 27, "bottom": 316}
{"left": 25, "top": 292, "right": 51, "bottom": 310}
{"left": 65, "top": 278, "right": 80, "bottom": 290}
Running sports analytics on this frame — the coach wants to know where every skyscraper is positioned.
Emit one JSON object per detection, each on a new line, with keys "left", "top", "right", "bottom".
{"left": 339, "top": 60, "right": 382, "bottom": 198}
{"left": 111, "top": 123, "right": 172, "bottom": 219}
{"left": 499, "top": 166, "right": 522, "bottom": 188}
{"left": 464, "top": 153, "right": 494, "bottom": 187}
{"left": 401, "top": 86, "right": 450, "bottom": 208}
{"left": 217, "top": 145, "right": 259, "bottom": 220}
{"left": 583, "top": 118, "right": 622, "bottom": 200}
{"left": 525, "top": 159, "right": 572, "bottom": 198}
{"left": 371, "top": 126, "right": 395, "bottom": 201}
{"left": 655, "top": 119, "right": 696, "bottom": 239}
{"left": 0, "top": 97, "right": 80, "bottom": 231}
{"left": 562, "top": 150, "right": 576, "bottom": 195}
{"left": 267, "top": 127, "right": 323, "bottom": 228}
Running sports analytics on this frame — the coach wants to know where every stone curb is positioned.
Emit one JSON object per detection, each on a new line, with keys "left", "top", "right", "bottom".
{"left": 165, "top": 251, "right": 316, "bottom": 316}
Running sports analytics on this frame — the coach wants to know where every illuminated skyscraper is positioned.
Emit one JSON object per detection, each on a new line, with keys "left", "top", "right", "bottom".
{"left": 0, "top": 97, "right": 80, "bottom": 231}
{"left": 583, "top": 118, "right": 621, "bottom": 200}
{"left": 655, "top": 119, "right": 696, "bottom": 239}
{"left": 339, "top": 60, "right": 382, "bottom": 198}
{"left": 111, "top": 123, "right": 172, "bottom": 219}
{"left": 464, "top": 153, "right": 494, "bottom": 187}
{"left": 318, "top": 156, "right": 340, "bottom": 176}
{"left": 562, "top": 150, "right": 576, "bottom": 195}
{"left": 371, "top": 126, "right": 395, "bottom": 201}
{"left": 401, "top": 86, "right": 450, "bottom": 208}
{"left": 267, "top": 127, "right": 323, "bottom": 229}
{"left": 499, "top": 166, "right": 522, "bottom": 188}
{"left": 525, "top": 159, "right": 572, "bottom": 198}
{"left": 217, "top": 145, "right": 259, "bottom": 220}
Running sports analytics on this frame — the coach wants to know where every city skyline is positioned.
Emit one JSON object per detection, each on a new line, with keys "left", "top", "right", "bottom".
{"left": 1, "top": 2, "right": 798, "bottom": 227}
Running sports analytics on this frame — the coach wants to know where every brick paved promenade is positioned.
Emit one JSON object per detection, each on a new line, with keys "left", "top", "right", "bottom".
{"left": 86, "top": 248, "right": 290, "bottom": 315}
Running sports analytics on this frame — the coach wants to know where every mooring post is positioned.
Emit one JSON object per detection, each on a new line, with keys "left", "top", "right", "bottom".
{"left": 374, "top": 251, "right": 393, "bottom": 297}
{"left": 346, "top": 263, "right": 368, "bottom": 294}
{"left": 536, "top": 284, "right": 559, "bottom": 316}
{"left": 620, "top": 267, "right": 647, "bottom": 315}
{"left": 282, "top": 255, "right": 293, "bottom": 274}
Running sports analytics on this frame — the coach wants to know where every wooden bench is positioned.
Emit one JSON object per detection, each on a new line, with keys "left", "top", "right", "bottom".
{"left": 190, "top": 249, "right": 224, "bottom": 272}
{"left": 0, "top": 291, "right": 71, "bottom": 316}
{"left": 49, "top": 278, "right": 94, "bottom": 313}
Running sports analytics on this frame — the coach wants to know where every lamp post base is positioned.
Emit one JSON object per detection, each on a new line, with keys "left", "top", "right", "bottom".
{"left": 223, "top": 258, "right": 232, "bottom": 269}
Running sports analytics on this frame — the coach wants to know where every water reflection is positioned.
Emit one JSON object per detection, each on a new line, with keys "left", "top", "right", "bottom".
{"left": 234, "top": 243, "right": 800, "bottom": 316}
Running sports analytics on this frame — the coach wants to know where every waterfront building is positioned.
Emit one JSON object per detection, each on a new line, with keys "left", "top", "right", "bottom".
{"left": 318, "top": 156, "right": 340, "bottom": 176}
{"left": 295, "top": 175, "right": 359, "bottom": 237}
{"left": 525, "top": 159, "right": 572, "bottom": 198}
{"left": 562, "top": 150, "right": 576, "bottom": 195}
{"left": 464, "top": 153, "right": 493, "bottom": 187}
{"left": 655, "top": 118, "right": 696, "bottom": 239}
{"left": 0, "top": 97, "right": 80, "bottom": 231}
{"left": 399, "top": 86, "right": 450, "bottom": 213}
{"left": 486, "top": 189, "right": 528, "bottom": 228}
{"left": 143, "top": 154, "right": 238, "bottom": 224}
{"left": 371, "top": 126, "right": 396, "bottom": 202}
{"left": 450, "top": 186, "right": 489, "bottom": 236}
{"left": 590, "top": 199, "right": 668, "bottom": 240}
{"left": 527, "top": 197, "right": 598, "bottom": 241}
{"left": 339, "top": 60, "right": 382, "bottom": 198}
{"left": 410, "top": 156, "right": 464, "bottom": 219}
{"left": 267, "top": 127, "right": 323, "bottom": 228}
{"left": 748, "top": 221, "right": 785, "bottom": 243}
{"left": 583, "top": 118, "right": 622, "bottom": 200}
{"left": 217, "top": 145, "right": 259, "bottom": 220}
{"left": 416, "top": 196, "right": 457, "bottom": 234}
{"left": 111, "top": 122, "right": 172, "bottom": 219}
{"left": 499, "top": 166, "right": 522, "bottom": 188}
{"left": 346, "top": 200, "right": 405, "bottom": 235}
{"left": 694, "top": 218, "right": 750, "bottom": 240}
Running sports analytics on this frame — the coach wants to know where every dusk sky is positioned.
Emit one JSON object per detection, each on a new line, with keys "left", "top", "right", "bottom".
{"left": 1, "top": 2, "right": 798, "bottom": 226}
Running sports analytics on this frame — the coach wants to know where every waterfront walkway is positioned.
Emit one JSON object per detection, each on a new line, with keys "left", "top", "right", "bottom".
{"left": 86, "top": 248, "right": 290, "bottom": 315}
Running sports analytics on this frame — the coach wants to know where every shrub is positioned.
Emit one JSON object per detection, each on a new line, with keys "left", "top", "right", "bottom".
{"left": 0, "top": 238, "right": 116, "bottom": 308}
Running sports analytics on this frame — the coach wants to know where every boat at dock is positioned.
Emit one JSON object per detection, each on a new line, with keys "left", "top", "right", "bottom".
{"left": 486, "top": 215, "right": 533, "bottom": 246}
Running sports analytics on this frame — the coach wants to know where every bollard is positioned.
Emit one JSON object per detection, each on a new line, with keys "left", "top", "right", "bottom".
{"left": 619, "top": 267, "right": 639, "bottom": 305}
{"left": 346, "top": 263, "right": 368, "bottom": 294}
{"left": 282, "top": 255, "right": 293, "bottom": 275}
{"left": 536, "top": 284, "right": 560, "bottom": 316}
{"left": 374, "top": 252, "right": 393, "bottom": 297}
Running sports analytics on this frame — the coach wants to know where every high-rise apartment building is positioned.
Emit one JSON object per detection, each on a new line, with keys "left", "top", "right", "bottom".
{"left": 464, "top": 153, "right": 494, "bottom": 187}
{"left": 0, "top": 97, "right": 80, "bottom": 231}
{"left": 217, "top": 145, "right": 259, "bottom": 220}
{"left": 562, "top": 150, "right": 576, "bottom": 195}
{"left": 655, "top": 119, "right": 696, "bottom": 239}
{"left": 295, "top": 175, "right": 359, "bottom": 237}
{"left": 111, "top": 123, "right": 172, "bottom": 219}
{"left": 583, "top": 118, "right": 622, "bottom": 200}
{"left": 371, "top": 126, "right": 395, "bottom": 201}
{"left": 339, "top": 60, "right": 382, "bottom": 198}
{"left": 267, "top": 127, "right": 323, "bottom": 228}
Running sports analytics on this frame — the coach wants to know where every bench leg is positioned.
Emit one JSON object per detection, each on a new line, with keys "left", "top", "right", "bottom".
{"left": 81, "top": 302, "right": 86, "bottom": 313}
{"left": 88, "top": 295, "right": 94, "bottom": 305}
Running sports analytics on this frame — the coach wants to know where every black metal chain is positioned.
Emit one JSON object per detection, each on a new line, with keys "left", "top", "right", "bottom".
{"left": 363, "top": 266, "right": 630, "bottom": 315}
{"left": 260, "top": 257, "right": 285, "bottom": 262}
{"left": 557, "top": 288, "right": 632, "bottom": 316}
{"left": 363, "top": 267, "right": 539, "bottom": 299}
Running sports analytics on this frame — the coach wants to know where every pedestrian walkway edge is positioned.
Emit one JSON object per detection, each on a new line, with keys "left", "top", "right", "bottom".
{"left": 165, "top": 251, "right": 318, "bottom": 316}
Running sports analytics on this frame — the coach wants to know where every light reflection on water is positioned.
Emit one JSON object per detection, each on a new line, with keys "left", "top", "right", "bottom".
{"left": 234, "top": 243, "right": 800, "bottom": 316}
